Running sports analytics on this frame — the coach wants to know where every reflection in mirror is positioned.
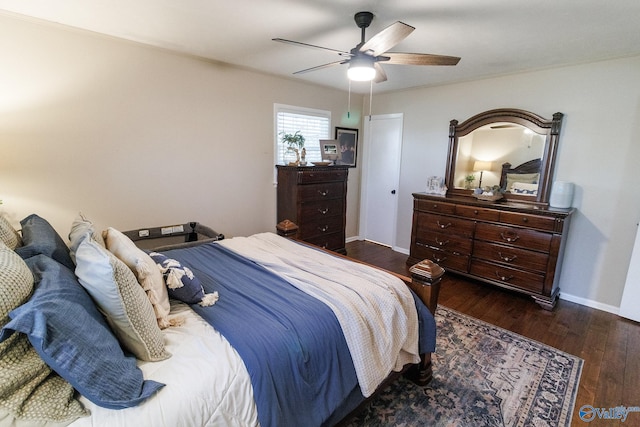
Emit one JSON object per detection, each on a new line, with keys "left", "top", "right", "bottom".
{"left": 454, "top": 123, "right": 546, "bottom": 196}
{"left": 445, "top": 109, "right": 564, "bottom": 206}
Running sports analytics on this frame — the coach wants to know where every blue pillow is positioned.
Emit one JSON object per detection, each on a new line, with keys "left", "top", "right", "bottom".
{"left": 15, "top": 214, "right": 75, "bottom": 270}
{"left": 149, "top": 251, "right": 218, "bottom": 306}
{"left": 0, "top": 255, "right": 165, "bottom": 409}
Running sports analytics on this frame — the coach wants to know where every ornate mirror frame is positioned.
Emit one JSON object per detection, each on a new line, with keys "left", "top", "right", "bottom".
{"left": 445, "top": 108, "right": 564, "bottom": 206}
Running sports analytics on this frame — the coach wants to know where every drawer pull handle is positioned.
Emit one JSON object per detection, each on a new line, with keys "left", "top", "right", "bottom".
{"left": 522, "top": 217, "right": 528, "bottom": 223}
{"left": 432, "top": 254, "right": 447, "bottom": 263}
{"left": 474, "top": 210, "right": 479, "bottom": 215}
{"left": 318, "top": 208, "right": 330, "bottom": 215}
{"left": 437, "top": 221, "right": 452, "bottom": 229}
{"left": 498, "top": 252, "right": 517, "bottom": 262}
{"left": 318, "top": 190, "right": 329, "bottom": 196}
{"left": 318, "top": 225, "right": 330, "bottom": 232}
{"left": 495, "top": 271, "right": 514, "bottom": 282}
{"left": 435, "top": 237, "right": 450, "bottom": 247}
{"left": 500, "top": 232, "right": 520, "bottom": 242}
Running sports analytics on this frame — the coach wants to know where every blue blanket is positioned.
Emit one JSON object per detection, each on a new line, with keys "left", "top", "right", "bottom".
{"left": 164, "top": 242, "right": 435, "bottom": 427}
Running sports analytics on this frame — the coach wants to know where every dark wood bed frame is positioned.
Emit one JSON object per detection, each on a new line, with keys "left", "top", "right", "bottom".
{"left": 500, "top": 158, "right": 542, "bottom": 190}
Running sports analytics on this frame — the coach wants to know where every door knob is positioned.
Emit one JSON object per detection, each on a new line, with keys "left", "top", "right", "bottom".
{"left": 391, "top": 190, "right": 396, "bottom": 194}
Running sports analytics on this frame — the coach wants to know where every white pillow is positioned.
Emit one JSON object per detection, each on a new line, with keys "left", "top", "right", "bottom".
{"left": 103, "top": 227, "right": 178, "bottom": 329}
{"left": 74, "top": 233, "right": 170, "bottom": 361}
{"left": 511, "top": 182, "right": 539, "bottom": 193}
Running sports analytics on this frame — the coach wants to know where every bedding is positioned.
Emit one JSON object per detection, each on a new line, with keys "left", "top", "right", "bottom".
{"left": 0, "top": 213, "right": 437, "bottom": 427}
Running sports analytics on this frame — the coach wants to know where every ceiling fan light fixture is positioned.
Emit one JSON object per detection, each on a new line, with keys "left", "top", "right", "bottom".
{"left": 347, "top": 56, "right": 376, "bottom": 81}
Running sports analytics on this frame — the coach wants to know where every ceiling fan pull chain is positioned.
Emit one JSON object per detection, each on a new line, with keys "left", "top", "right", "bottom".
{"left": 347, "top": 80, "right": 351, "bottom": 119}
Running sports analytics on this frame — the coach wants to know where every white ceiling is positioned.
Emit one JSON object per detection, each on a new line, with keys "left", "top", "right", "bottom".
{"left": 2, "top": 0, "right": 640, "bottom": 94}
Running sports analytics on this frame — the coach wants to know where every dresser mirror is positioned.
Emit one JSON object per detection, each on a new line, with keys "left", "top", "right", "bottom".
{"left": 445, "top": 108, "right": 564, "bottom": 206}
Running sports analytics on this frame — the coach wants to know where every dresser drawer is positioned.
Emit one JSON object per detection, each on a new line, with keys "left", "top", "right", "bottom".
{"left": 475, "top": 222, "right": 552, "bottom": 252}
{"left": 470, "top": 260, "right": 544, "bottom": 293}
{"left": 415, "top": 199, "right": 456, "bottom": 215}
{"left": 299, "top": 199, "right": 343, "bottom": 218}
{"left": 473, "top": 241, "right": 549, "bottom": 273}
{"left": 418, "top": 213, "right": 475, "bottom": 238}
{"left": 298, "top": 215, "right": 344, "bottom": 239}
{"left": 412, "top": 244, "right": 470, "bottom": 272}
{"left": 297, "top": 169, "right": 347, "bottom": 184}
{"left": 305, "top": 232, "right": 345, "bottom": 251}
{"left": 499, "top": 211, "right": 556, "bottom": 232}
{"left": 298, "top": 182, "right": 344, "bottom": 201}
{"left": 415, "top": 230, "right": 473, "bottom": 255}
{"left": 455, "top": 205, "right": 500, "bottom": 222}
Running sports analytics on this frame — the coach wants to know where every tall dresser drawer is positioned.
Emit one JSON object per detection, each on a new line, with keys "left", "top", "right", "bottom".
{"left": 299, "top": 199, "right": 343, "bottom": 218}
{"left": 298, "top": 215, "right": 344, "bottom": 239}
{"left": 473, "top": 241, "right": 549, "bottom": 273}
{"left": 297, "top": 169, "right": 347, "bottom": 184}
{"left": 475, "top": 222, "right": 552, "bottom": 252}
{"left": 455, "top": 205, "right": 500, "bottom": 222}
{"left": 419, "top": 213, "right": 475, "bottom": 238}
{"left": 298, "top": 182, "right": 344, "bottom": 201}
{"left": 305, "top": 232, "right": 345, "bottom": 251}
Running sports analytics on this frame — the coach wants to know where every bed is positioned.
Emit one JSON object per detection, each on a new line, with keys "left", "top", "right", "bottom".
{"left": 0, "top": 213, "right": 441, "bottom": 427}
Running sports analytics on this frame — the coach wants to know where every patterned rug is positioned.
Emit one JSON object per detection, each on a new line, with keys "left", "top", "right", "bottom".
{"left": 345, "top": 306, "right": 583, "bottom": 427}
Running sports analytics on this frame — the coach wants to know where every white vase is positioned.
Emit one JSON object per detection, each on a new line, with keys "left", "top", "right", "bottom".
{"left": 550, "top": 181, "right": 574, "bottom": 208}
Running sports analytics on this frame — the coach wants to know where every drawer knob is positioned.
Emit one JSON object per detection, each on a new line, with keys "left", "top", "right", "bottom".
{"left": 498, "top": 252, "right": 517, "bottom": 262}
{"left": 495, "top": 271, "right": 514, "bottom": 282}
{"left": 318, "top": 225, "right": 330, "bottom": 232}
{"left": 500, "top": 231, "right": 520, "bottom": 242}
{"left": 522, "top": 217, "right": 528, "bottom": 223}
{"left": 474, "top": 210, "right": 479, "bottom": 215}
{"left": 318, "top": 208, "right": 330, "bottom": 215}
{"left": 437, "top": 221, "right": 452, "bottom": 229}
{"left": 318, "top": 190, "right": 329, "bottom": 196}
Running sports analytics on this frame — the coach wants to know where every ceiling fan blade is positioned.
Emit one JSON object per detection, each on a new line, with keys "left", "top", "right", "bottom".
{"left": 373, "top": 63, "right": 388, "bottom": 83}
{"left": 293, "top": 60, "right": 346, "bottom": 75}
{"left": 359, "top": 21, "right": 414, "bottom": 56}
{"left": 383, "top": 52, "right": 461, "bottom": 66}
{"left": 273, "top": 38, "right": 351, "bottom": 56}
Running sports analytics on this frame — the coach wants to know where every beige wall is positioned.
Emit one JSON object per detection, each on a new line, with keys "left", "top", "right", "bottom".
{"left": 0, "top": 14, "right": 364, "bottom": 240}
{"left": 368, "top": 56, "right": 640, "bottom": 310}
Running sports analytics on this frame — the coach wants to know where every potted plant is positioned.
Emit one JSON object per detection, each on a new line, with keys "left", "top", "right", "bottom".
{"left": 280, "top": 131, "right": 305, "bottom": 165}
{"left": 464, "top": 174, "right": 475, "bottom": 189}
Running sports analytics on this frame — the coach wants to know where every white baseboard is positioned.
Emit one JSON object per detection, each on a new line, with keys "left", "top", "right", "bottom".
{"left": 558, "top": 292, "right": 620, "bottom": 315}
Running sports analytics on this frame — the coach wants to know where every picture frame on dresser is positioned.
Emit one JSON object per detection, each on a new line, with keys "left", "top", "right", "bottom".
{"left": 334, "top": 127, "right": 358, "bottom": 167}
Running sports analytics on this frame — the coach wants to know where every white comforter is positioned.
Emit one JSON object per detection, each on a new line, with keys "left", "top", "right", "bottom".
{"left": 70, "top": 302, "right": 258, "bottom": 427}
{"left": 218, "top": 233, "right": 420, "bottom": 397}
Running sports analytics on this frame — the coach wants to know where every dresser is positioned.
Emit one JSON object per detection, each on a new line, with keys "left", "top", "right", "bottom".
{"left": 408, "top": 193, "right": 574, "bottom": 309}
{"left": 276, "top": 165, "right": 348, "bottom": 253}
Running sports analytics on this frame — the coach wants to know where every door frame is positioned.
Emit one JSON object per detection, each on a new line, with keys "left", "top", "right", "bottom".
{"left": 358, "top": 113, "right": 404, "bottom": 249}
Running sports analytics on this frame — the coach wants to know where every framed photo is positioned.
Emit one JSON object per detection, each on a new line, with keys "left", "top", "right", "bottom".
{"left": 320, "top": 140, "right": 339, "bottom": 163}
{"left": 426, "top": 176, "right": 447, "bottom": 195}
{"left": 334, "top": 127, "right": 358, "bottom": 167}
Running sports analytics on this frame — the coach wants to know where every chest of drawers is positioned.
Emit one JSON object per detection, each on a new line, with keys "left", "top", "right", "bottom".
{"left": 276, "top": 165, "right": 349, "bottom": 253}
{"left": 408, "top": 193, "right": 573, "bottom": 309}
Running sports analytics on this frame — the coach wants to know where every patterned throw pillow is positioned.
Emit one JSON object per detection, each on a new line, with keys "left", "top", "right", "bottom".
{"left": 0, "top": 240, "right": 88, "bottom": 424}
{"left": 0, "top": 214, "right": 22, "bottom": 250}
{"left": 149, "top": 251, "right": 219, "bottom": 306}
{"left": 74, "top": 233, "right": 171, "bottom": 362}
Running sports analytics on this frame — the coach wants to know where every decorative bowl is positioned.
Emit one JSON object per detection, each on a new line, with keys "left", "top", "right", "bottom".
{"left": 311, "top": 161, "right": 331, "bottom": 166}
{"left": 474, "top": 193, "right": 503, "bottom": 202}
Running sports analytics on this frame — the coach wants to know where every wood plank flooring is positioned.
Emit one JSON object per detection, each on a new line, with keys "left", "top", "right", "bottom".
{"left": 345, "top": 240, "right": 640, "bottom": 427}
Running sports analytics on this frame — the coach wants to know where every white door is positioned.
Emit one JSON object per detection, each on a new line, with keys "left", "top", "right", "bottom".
{"left": 620, "top": 223, "right": 640, "bottom": 321}
{"left": 359, "top": 114, "right": 403, "bottom": 247}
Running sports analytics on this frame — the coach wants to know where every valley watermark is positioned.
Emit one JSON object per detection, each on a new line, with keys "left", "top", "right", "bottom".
{"left": 579, "top": 405, "right": 640, "bottom": 422}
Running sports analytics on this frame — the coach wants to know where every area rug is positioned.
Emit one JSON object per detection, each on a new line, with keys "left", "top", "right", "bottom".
{"left": 345, "top": 306, "right": 583, "bottom": 427}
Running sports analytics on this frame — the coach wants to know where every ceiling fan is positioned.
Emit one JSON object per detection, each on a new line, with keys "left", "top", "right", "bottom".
{"left": 273, "top": 11, "right": 460, "bottom": 83}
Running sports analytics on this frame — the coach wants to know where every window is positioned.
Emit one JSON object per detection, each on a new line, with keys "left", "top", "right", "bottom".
{"left": 274, "top": 104, "right": 331, "bottom": 165}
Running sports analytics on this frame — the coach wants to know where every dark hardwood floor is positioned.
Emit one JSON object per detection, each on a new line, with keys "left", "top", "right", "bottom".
{"left": 346, "top": 240, "right": 640, "bottom": 427}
